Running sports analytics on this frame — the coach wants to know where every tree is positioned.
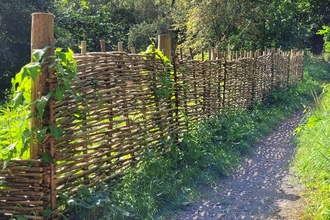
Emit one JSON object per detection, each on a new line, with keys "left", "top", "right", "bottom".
{"left": 53, "top": 0, "right": 136, "bottom": 52}
{"left": 172, "top": 0, "right": 314, "bottom": 51}
{"left": 0, "top": 0, "right": 52, "bottom": 103}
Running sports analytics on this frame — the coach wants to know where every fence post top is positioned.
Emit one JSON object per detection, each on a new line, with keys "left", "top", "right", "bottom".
{"left": 32, "top": 12, "right": 55, "bottom": 17}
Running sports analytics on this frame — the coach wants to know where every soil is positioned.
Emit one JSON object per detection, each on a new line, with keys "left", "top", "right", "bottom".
{"left": 171, "top": 111, "right": 307, "bottom": 220}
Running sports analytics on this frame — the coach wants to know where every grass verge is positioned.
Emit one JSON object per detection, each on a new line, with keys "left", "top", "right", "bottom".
{"left": 293, "top": 74, "right": 330, "bottom": 219}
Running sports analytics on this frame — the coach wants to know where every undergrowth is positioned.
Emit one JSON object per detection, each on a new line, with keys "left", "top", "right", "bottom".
{"left": 293, "top": 55, "right": 330, "bottom": 220}
{"left": 0, "top": 101, "right": 30, "bottom": 160}
{"left": 64, "top": 67, "right": 318, "bottom": 219}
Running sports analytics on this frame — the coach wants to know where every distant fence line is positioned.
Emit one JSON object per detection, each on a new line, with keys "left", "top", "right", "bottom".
{"left": 0, "top": 13, "right": 304, "bottom": 219}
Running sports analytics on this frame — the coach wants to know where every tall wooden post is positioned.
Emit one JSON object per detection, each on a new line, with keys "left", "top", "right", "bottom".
{"left": 31, "top": 12, "right": 56, "bottom": 216}
{"left": 158, "top": 34, "right": 171, "bottom": 60}
{"left": 30, "top": 13, "right": 55, "bottom": 159}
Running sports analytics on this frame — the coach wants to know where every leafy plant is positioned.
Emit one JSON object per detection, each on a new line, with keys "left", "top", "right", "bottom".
{"left": 317, "top": 25, "right": 330, "bottom": 53}
{"left": 1, "top": 46, "right": 78, "bottom": 166}
{"left": 143, "top": 43, "right": 174, "bottom": 100}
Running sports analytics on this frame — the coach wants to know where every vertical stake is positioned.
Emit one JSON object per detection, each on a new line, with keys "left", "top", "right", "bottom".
{"left": 158, "top": 34, "right": 171, "bottom": 60}
{"left": 31, "top": 12, "right": 56, "bottom": 215}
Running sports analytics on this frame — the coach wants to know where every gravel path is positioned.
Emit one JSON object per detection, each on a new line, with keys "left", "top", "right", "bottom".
{"left": 172, "top": 111, "right": 306, "bottom": 220}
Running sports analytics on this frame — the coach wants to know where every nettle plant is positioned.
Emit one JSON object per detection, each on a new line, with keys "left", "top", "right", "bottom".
{"left": 6, "top": 47, "right": 78, "bottom": 166}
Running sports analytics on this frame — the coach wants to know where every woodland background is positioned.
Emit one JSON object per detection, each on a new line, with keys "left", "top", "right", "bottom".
{"left": 1, "top": 0, "right": 329, "bottom": 102}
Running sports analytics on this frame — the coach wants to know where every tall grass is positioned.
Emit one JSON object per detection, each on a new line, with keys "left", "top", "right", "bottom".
{"left": 293, "top": 84, "right": 330, "bottom": 219}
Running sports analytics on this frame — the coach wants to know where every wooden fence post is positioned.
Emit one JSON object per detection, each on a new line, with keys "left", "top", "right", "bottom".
{"left": 158, "top": 34, "right": 171, "bottom": 60}
{"left": 30, "top": 12, "right": 55, "bottom": 159}
{"left": 118, "top": 41, "right": 123, "bottom": 52}
{"left": 31, "top": 12, "right": 57, "bottom": 216}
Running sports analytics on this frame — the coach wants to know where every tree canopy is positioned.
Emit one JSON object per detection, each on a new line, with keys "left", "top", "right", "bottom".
{"left": 1, "top": 0, "right": 330, "bottom": 102}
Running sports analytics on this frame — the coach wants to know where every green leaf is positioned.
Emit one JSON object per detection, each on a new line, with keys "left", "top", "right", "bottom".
{"left": 42, "top": 209, "right": 53, "bottom": 218}
{"left": 50, "top": 125, "right": 63, "bottom": 140}
{"left": 20, "top": 129, "right": 33, "bottom": 157}
{"left": 37, "top": 127, "right": 47, "bottom": 143}
{"left": 16, "top": 215, "right": 27, "bottom": 220}
{"left": 58, "top": 52, "right": 67, "bottom": 63}
{"left": 55, "top": 87, "right": 66, "bottom": 102}
{"left": 72, "top": 91, "right": 83, "bottom": 102}
{"left": 37, "top": 92, "right": 53, "bottom": 120}
{"left": 40, "top": 152, "right": 53, "bottom": 163}
{"left": 7, "top": 141, "right": 18, "bottom": 151}
{"left": 12, "top": 91, "right": 23, "bottom": 108}
{"left": 68, "top": 47, "right": 74, "bottom": 55}
{"left": 27, "top": 63, "right": 41, "bottom": 82}
{"left": 164, "top": 90, "right": 170, "bottom": 99}
{"left": 62, "top": 77, "right": 71, "bottom": 88}
{"left": 12, "top": 67, "right": 28, "bottom": 89}
{"left": 32, "top": 46, "right": 49, "bottom": 62}
{"left": 2, "top": 160, "right": 9, "bottom": 171}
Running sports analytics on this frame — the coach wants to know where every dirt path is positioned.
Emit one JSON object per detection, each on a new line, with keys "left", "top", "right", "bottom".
{"left": 172, "top": 111, "right": 306, "bottom": 220}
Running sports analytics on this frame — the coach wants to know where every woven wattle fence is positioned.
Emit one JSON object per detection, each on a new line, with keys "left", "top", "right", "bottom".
{"left": 0, "top": 160, "right": 50, "bottom": 220}
{"left": 0, "top": 13, "right": 304, "bottom": 219}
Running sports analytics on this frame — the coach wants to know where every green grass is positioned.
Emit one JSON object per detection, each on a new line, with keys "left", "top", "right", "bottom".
{"left": 293, "top": 86, "right": 330, "bottom": 219}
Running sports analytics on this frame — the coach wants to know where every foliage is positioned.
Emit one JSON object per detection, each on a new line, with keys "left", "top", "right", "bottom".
{"left": 0, "top": 103, "right": 30, "bottom": 160}
{"left": 317, "top": 25, "right": 330, "bottom": 52}
{"left": 60, "top": 185, "right": 128, "bottom": 220}
{"left": 303, "top": 53, "right": 330, "bottom": 83}
{"left": 0, "top": 1, "right": 53, "bottom": 103}
{"left": 54, "top": 0, "right": 136, "bottom": 52}
{"left": 293, "top": 86, "right": 330, "bottom": 219}
{"left": 172, "top": 0, "right": 312, "bottom": 50}
{"left": 127, "top": 22, "right": 158, "bottom": 53}
{"left": 0, "top": 47, "right": 78, "bottom": 167}
{"left": 2, "top": 0, "right": 330, "bottom": 102}
{"left": 291, "top": 57, "right": 330, "bottom": 219}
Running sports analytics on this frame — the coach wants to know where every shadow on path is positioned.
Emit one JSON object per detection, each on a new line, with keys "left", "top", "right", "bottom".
{"left": 173, "top": 111, "right": 304, "bottom": 220}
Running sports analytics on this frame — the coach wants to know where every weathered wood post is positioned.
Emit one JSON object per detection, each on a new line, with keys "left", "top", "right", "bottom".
{"left": 270, "top": 48, "right": 275, "bottom": 90}
{"left": 31, "top": 12, "right": 57, "bottom": 216}
{"left": 31, "top": 12, "right": 55, "bottom": 159}
{"left": 158, "top": 34, "right": 171, "bottom": 60}
{"left": 118, "top": 41, "right": 123, "bottom": 52}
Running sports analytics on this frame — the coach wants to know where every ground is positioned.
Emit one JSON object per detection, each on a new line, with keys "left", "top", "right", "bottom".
{"left": 171, "top": 111, "right": 306, "bottom": 220}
